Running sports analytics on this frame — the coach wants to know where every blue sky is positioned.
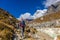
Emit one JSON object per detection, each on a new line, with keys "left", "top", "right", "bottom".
{"left": 0, "top": 0, "right": 59, "bottom": 19}
{"left": 0, "top": 0, "right": 46, "bottom": 18}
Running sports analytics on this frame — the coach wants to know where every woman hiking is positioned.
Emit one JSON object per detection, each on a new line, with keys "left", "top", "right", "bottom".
{"left": 19, "top": 18, "right": 26, "bottom": 39}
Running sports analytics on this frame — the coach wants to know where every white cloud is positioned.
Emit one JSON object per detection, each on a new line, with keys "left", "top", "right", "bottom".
{"left": 17, "top": 9, "right": 47, "bottom": 20}
{"left": 33, "top": 9, "right": 47, "bottom": 19}
{"left": 43, "top": 0, "right": 60, "bottom": 8}
{"left": 17, "top": 13, "right": 33, "bottom": 20}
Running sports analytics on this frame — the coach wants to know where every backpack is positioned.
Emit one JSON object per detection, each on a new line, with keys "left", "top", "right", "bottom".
{"left": 20, "top": 20, "right": 25, "bottom": 28}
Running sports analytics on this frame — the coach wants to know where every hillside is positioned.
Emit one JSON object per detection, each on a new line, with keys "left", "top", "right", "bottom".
{"left": 0, "top": 8, "right": 18, "bottom": 40}
{"left": 0, "top": 8, "right": 18, "bottom": 26}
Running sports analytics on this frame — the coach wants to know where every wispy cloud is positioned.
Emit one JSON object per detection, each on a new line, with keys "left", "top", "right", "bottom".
{"left": 43, "top": 0, "right": 60, "bottom": 8}
{"left": 17, "top": 9, "right": 47, "bottom": 20}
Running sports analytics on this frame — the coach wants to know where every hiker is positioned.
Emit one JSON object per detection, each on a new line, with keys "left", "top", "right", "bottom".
{"left": 19, "top": 18, "right": 26, "bottom": 38}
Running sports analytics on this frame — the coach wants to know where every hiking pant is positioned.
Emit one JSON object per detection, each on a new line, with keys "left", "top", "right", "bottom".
{"left": 21, "top": 27, "right": 25, "bottom": 37}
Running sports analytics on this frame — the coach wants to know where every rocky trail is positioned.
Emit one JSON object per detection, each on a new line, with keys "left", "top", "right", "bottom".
{"left": 14, "top": 27, "right": 54, "bottom": 40}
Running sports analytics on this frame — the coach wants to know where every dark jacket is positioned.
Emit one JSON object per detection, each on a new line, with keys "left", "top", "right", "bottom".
{"left": 20, "top": 20, "right": 25, "bottom": 28}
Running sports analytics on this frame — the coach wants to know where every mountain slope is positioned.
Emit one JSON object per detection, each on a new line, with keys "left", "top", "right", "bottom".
{"left": 0, "top": 8, "right": 18, "bottom": 40}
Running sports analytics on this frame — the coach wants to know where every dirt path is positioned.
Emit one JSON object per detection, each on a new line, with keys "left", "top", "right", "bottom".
{"left": 21, "top": 28, "right": 53, "bottom": 40}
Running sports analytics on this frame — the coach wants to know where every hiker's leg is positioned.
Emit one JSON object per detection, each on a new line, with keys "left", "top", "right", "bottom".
{"left": 22, "top": 27, "right": 25, "bottom": 37}
{"left": 23, "top": 27, "right": 25, "bottom": 33}
{"left": 21, "top": 28, "right": 24, "bottom": 37}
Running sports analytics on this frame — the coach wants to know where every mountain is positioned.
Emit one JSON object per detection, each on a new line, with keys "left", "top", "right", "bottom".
{"left": 27, "top": 2, "right": 60, "bottom": 28}
{"left": 0, "top": 8, "right": 18, "bottom": 40}
{"left": 0, "top": 1, "right": 60, "bottom": 40}
{"left": 45, "top": 1, "right": 60, "bottom": 15}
